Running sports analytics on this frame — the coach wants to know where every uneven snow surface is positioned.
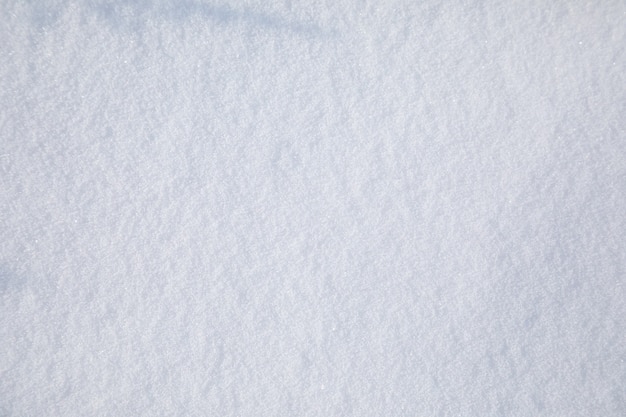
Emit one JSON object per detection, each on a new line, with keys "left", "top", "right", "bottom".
{"left": 1, "top": 1, "right": 625, "bottom": 415}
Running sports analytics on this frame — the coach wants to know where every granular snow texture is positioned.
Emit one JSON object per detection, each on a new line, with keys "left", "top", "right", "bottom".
{"left": 1, "top": 0, "right": 625, "bottom": 416}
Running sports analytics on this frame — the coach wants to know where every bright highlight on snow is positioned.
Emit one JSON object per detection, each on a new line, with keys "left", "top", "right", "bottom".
{"left": 1, "top": 1, "right": 625, "bottom": 415}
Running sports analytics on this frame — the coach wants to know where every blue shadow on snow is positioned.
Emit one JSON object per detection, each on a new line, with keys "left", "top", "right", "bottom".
{"left": 91, "top": 1, "right": 337, "bottom": 38}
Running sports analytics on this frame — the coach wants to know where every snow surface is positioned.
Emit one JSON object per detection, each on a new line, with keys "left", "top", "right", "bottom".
{"left": 1, "top": 0, "right": 625, "bottom": 415}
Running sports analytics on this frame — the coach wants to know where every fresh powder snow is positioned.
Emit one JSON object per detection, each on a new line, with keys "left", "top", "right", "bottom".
{"left": 1, "top": 0, "right": 625, "bottom": 415}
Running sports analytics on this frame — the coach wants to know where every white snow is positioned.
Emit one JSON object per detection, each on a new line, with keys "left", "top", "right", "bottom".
{"left": 1, "top": 0, "right": 625, "bottom": 415}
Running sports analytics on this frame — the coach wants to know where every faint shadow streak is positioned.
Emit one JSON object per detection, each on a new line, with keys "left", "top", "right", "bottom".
{"left": 92, "top": 1, "right": 338, "bottom": 39}
{"left": 167, "top": 2, "right": 337, "bottom": 38}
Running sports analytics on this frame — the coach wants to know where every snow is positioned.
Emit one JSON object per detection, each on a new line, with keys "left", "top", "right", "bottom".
{"left": 1, "top": 0, "right": 625, "bottom": 415}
